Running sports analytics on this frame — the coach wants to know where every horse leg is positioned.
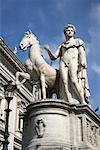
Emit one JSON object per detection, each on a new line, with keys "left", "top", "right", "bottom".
{"left": 16, "top": 72, "right": 21, "bottom": 85}
{"left": 40, "top": 73, "right": 46, "bottom": 99}
{"left": 15, "top": 71, "right": 30, "bottom": 89}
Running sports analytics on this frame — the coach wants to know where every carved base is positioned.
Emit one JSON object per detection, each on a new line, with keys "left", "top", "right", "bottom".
{"left": 22, "top": 99, "right": 100, "bottom": 150}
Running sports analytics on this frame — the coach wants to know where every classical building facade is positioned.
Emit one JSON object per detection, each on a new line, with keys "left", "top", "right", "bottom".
{"left": 0, "top": 37, "right": 33, "bottom": 150}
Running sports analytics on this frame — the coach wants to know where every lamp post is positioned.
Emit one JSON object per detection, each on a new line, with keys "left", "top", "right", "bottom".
{"left": 2, "top": 81, "right": 16, "bottom": 150}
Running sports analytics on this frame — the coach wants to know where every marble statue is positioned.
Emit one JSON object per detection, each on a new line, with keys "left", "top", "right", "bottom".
{"left": 44, "top": 24, "right": 90, "bottom": 104}
{"left": 16, "top": 31, "right": 58, "bottom": 99}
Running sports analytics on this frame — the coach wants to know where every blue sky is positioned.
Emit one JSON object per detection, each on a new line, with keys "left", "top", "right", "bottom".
{"left": 0, "top": 0, "right": 100, "bottom": 113}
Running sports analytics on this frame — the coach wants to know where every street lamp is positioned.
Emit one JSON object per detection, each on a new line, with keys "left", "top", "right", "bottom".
{"left": 2, "top": 81, "right": 16, "bottom": 150}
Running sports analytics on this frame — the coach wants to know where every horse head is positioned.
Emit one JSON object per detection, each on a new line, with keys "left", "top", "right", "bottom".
{"left": 19, "top": 30, "right": 38, "bottom": 51}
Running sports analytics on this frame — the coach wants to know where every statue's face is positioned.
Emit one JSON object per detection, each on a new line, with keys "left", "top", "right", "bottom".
{"left": 19, "top": 32, "right": 31, "bottom": 51}
{"left": 64, "top": 27, "right": 74, "bottom": 38}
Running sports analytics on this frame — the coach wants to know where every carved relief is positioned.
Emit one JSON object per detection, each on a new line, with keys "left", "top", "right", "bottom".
{"left": 35, "top": 119, "right": 46, "bottom": 138}
{"left": 86, "top": 119, "right": 99, "bottom": 146}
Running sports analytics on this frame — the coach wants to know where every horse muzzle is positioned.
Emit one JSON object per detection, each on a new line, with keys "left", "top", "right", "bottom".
{"left": 19, "top": 43, "right": 26, "bottom": 50}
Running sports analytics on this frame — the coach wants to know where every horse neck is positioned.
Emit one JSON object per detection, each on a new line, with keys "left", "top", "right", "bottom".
{"left": 30, "top": 43, "right": 41, "bottom": 56}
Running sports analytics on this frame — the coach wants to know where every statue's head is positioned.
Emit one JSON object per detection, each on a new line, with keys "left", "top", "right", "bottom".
{"left": 64, "top": 24, "right": 76, "bottom": 36}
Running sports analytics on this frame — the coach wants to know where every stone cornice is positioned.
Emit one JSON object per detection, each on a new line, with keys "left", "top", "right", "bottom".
{"left": 0, "top": 37, "right": 25, "bottom": 72}
{"left": 27, "top": 99, "right": 100, "bottom": 125}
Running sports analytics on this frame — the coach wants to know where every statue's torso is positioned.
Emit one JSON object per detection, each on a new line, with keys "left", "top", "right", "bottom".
{"left": 61, "top": 47, "right": 78, "bottom": 62}
{"left": 60, "top": 38, "right": 83, "bottom": 65}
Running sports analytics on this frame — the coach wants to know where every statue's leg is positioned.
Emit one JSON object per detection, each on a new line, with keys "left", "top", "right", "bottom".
{"left": 69, "top": 59, "right": 85, "bottom": 104}
{"left": 40, "top": 73, "right": 46, "bottom": 99}
{"left": 60, "top": 62, "right": 72, "bottom": 102}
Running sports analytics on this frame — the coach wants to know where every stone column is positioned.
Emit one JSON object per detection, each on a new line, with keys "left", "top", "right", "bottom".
{"left": 8, "top": 96, "right": 17, "bottom": 150}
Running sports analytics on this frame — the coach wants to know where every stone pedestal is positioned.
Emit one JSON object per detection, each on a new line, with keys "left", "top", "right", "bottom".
{"left": 22, "top": 99, "right": 100, "bottom": 150}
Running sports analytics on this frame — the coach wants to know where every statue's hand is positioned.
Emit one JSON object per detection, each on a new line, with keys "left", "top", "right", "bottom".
{"left": 44, "top": 44, "right": 50, "bottom": 51}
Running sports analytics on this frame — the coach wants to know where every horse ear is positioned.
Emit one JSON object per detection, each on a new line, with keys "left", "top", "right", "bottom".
{"left": 25, "top": 31, "right": 29, "bottom": 35}
{"left": 29, "top": 29, "right": 32, "bottom": 34}
{"left": 24, "top": 30, "right": 32, "bottom": 36}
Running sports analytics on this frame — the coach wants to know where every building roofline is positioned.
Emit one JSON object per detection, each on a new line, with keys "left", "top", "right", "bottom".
{"left": 0, "top": 37, "right": 26, "bottom": 72}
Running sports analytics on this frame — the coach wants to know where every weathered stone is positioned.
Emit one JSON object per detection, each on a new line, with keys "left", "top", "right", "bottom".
{"left": 22, "top": 99, "right": 100, "bottom": 150}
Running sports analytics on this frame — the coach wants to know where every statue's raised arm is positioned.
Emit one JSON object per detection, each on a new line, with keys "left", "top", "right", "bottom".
{"left": 44, "top": 44, "right": 61, "bottom": 60}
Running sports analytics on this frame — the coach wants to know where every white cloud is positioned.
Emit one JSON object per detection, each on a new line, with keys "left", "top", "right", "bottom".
{"left": 38, "top": 10, "right": 46, "bottom": 24}
{"left": 85, "top": 43, "right": 91, "bottom": 55}
{"left": 49, "top": 33, "right": 65, "bottom": 51}
{"left": 55, "top": 0, "right": 69, "bottom": 12}
{"left": 27, "top": 22, "right": 35, "bottom": 30}
{"left": 55, "top": 32, "right": 65, "bottom": 43}
{"left": 86, "top": 3, "right": 100, "bottom": 58}
{"left": 92, "top": 64, "right": 100, "bottom": 74}
{"left": 90, "top": 3, "right": 100, "bottom": 25}
{"left": 89, "top": 3, "right": 100, "bottom": 40}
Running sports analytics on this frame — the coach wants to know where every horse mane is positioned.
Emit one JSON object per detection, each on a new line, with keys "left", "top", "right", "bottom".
{"left": 24, "top": 30, "right": 41, "bottom": 53}
{"left": 31, "top": 32, "right": 42, "bottom": 53}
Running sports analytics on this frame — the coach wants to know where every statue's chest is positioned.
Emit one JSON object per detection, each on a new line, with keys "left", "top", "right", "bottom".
{"left": 61, "top": 46, "right": 78, "bottom": 58}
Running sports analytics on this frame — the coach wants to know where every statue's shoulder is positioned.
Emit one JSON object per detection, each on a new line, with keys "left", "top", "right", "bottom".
{"left": 61, "top": 41, "right": 66, "bottom": 46}
{"left": 75, "top": 38, "right": 85, "bottom": 47}
{"left": 59, "top": 42, "right": 66, "bottom": 48}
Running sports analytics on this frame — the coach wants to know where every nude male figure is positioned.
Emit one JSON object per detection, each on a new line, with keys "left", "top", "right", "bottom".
{"left": 44, "top": 24, "right": 90, "bottom": 104}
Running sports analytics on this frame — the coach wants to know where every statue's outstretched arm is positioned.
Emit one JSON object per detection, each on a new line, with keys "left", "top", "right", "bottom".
{"left": 44, "top": 44, "right": 60, "bottom": 60}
